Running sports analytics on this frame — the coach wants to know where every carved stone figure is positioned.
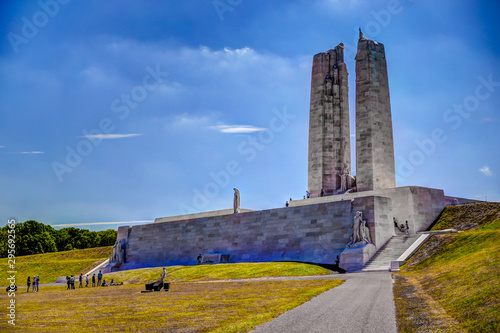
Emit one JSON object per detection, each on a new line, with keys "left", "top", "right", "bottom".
{"left": 110, "top": 240, "right": 126, "bottom": 263}
{"left": 332, "top": 65, "right": 339, "bottom": 85}
{"left": 361, "top": 219, "right": 372, "bottom": 243}
{"left": 110, "top": 242, "right": 118, "bottom": 262}
{"left": 347, "top": 211, "right": 373, "bottom": 247}
{"left": 116, "top": 243, "right": 122, "bottom": 263}
{"left": 324, "top": 75, "right": 333, "bottom": 95}
{"left": 347, "top": 174, "right": 356, "bottom": 189}
{"left": 233, "top": 187, "right": 241, "bottom": 213}
{"left": 340, "top": 163, "right": 348, "bottom": 192}
{"left": 340, "top": 174, "right": 347, "bottom": 192}
{"left": 351, "top": 211, "right": 362, "bottom": 244}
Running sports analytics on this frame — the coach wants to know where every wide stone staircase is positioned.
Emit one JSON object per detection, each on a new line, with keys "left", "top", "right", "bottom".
{"left": 362, "top": 233, "right": 421, "bottom": 271}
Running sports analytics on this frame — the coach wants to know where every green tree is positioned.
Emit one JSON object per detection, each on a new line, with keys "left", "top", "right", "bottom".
{"left": 98, "top": 229, "right": 117, "bottom": 246}
{"left": 0, "top": 220, "right": 118, "bottom": 258}
{"left": 15, "top": 220, "right": 58, "bottom": 256}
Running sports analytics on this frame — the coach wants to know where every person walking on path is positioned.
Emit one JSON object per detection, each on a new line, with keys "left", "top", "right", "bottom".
{"left": 405, "top": 221, "right": 409, "bottom": 236}
{"left": 70, "top": 275, "right": 75, "bottom": 289}
{"left": 32, "top": 276, "right": 36, "bottom": 291}
{"left": 97, "top": 270, "right": 102, "bottom": 286}
{"left": 27, "top": 276, "right": 31, "bottom": 293}
{"left": 92, "top": 274, "right": 96, "bottom": 287}
{"left": 35, "top": 276, "right": 39, "bottom": 292}
{"left": 85, "top": 274, "right": 89, "bottom": 287}
{"left": 79, "top": 273, "right": 83, "bottom": 288}
{"left": 66, "top": 276, "right": 70, "bottom": 290}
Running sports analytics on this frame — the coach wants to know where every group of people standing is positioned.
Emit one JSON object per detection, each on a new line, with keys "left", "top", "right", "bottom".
{"left": 26, "top": 275, "right": 40, "bottom": 292}
{"left": 66, "top": 270, "right": 103, "bottom": 289}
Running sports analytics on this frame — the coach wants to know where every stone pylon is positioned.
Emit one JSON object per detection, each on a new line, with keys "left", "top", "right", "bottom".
{"left": 355, "top": 31, "right": 396, "bottom": 191}
{"left": 308, "top": 43, "right": 351, "bottom": 197}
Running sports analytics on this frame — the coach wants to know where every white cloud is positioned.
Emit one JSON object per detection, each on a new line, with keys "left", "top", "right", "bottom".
{"left": 79, "top": 134, "right": 142, "bottom": 139}
{"left": 479, "top": 166, "right": 493, "bottom": 176}
{"left": 11, "top": 151, "right": 44, "bottom": 154}
{"left": 208, "top": 125, "right": 268, "bottom": 134}
{"left": 171, "top": 113, "right": 211, "bottom": 127}
{"left": 0, "top": 146, "right": 4, "bottom": 148}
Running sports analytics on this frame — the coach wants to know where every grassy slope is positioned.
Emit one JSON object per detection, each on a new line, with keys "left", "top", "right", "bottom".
{"left": 1, "top": 246, "right": 112, "bottom": 284}
{"left": 395, "top": 203, "right": 500, "bottom": 332}
{"left": 105, "top": 262, "right": 332, "bottom": 284}
{"left": 430, "top": 202, "right": 500, "bottom": 231}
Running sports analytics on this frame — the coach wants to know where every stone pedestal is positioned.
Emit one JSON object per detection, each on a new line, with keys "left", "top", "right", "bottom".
{"left": 339, "top": 242, "right": 376, "bottom": 271}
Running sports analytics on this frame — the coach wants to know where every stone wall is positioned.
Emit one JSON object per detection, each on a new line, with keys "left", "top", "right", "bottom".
{"left": 118, "top": 196, "right": 391, "bottom": 269}
{"left": 290, "top": 186, "right": 447, "bottom": 235}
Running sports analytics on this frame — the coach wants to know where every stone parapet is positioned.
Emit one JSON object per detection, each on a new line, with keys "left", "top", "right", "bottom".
{"left": 154, "top": 208, "right": 254, "bottom": 223}
{"left": 289, "top": 186, "right": 447, "bottom": 233}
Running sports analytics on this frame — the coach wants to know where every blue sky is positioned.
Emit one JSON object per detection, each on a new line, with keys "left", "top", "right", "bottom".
{"left": 1, "top": 0, "right": 499, "bottom": 231}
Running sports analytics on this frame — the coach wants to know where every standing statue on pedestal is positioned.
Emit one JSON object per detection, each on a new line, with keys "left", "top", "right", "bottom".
{"left": 233, "top": 187, "right": 241, "bottom": 213}
{"left": 347, "top": 211, "right": 372, "bottom": 248}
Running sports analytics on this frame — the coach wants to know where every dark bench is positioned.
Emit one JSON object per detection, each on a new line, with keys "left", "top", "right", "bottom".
{"left": 145, "top": 281, "right": 170, "bottom": 292}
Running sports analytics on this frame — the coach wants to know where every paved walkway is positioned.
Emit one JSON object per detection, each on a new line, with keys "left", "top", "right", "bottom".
{"left": 252, "top": 271, "right": 397, "bottom": 333}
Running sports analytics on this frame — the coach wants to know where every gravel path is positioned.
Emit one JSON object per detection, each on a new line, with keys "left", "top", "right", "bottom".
{"left": 252, "top": 271, "right": 397, "bottom": 333}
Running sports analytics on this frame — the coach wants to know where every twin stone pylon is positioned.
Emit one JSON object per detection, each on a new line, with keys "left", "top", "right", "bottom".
{"left": 307, "top": 31, "right": 395, "bottom": 196}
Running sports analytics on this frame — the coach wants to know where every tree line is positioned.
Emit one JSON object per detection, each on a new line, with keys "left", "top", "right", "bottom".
{"left": 0, "top": 220, "right": 117, "bottom": 257}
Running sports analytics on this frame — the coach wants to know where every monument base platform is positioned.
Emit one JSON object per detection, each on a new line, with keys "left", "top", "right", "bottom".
{"left": 339, "top": 242, "right": 376, "bottom": 271}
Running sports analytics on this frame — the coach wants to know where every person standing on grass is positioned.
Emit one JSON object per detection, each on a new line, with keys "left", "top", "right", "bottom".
{"left": 36, "top": 275, "right": 39, "bottom": 292}
{"left": 161, "top": 267, "right": 166, "bottom": 282}
{"left": 70, "top": 275, "right": 75, "bottom": 289}
{"left": 79, "top": 273, "right": 83, "bottom": 288}
{"left": 66, "top": 276, "right": 70, "bottom": 290}
{"left": 86, "top": 274, "right": 89, "bottom": 287}
{"left": 32, "top": 276, "right": 36, "bottom": 291}
{"left": 92, "top": 273, "right": 96, "bottom": 287}
{"left": 27, "top": 276, "right": 31, "bottom": 293}
{"left": 97, "top": 270, "right": 102, "bottom": 286}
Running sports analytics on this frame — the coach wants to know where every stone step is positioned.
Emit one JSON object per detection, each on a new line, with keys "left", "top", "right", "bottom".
{"left": 362, "top": 235, "right": 421, "bottom": 271}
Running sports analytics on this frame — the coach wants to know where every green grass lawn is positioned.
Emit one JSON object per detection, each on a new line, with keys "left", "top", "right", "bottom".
{"left": 396, "top": 215, "right": 500, "bottom": 332}
{"left": 0, "top": 262, "right": 343, "bottom": 332}
{"left": 1, "top": 246, "right": 111, "bottom": 285}
{"left": 105, "top": 262, "right": 332, "bottom": 284}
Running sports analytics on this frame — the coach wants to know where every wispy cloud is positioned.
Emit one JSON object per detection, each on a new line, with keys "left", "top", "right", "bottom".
{"left": 10, "top": 151, "right": 44, "bottom": 154}
{"left": 50, "top": 220, "right": 153, "bottom": 227}
{"left": 171, "top": 113, "right": 211, "bottom": 127}
{"left": 479, "top": 165, "right": 493, "bottom": 176}
{"left": 78, "top": 134, "right": 142, "bottom": 139}
{"left": 208, "top": 125, "right": 268, "bottom": 134}
{"left": 0, "top": 146, "right": 4, "bottom": 148}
